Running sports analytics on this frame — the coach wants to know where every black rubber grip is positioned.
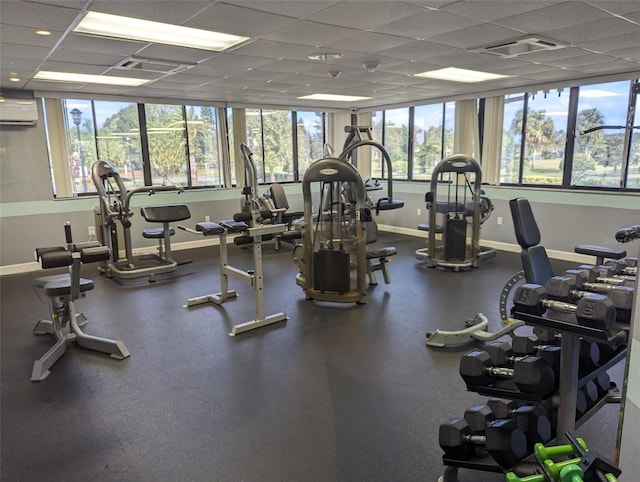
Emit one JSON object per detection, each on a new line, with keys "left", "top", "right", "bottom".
{"left": 616, "top": 225, "right": 640, "bottom": 243}
{"left": 64, "top": 222, "right": 73, "bottom": 244}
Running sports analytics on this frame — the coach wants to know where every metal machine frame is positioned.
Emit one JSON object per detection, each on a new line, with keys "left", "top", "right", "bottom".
{"left": 417, "top": 154, "right": 495, "bottom": 271}
{"left": 92, "top": 160, "right": 189, "bottom": 281}
{"left": 180, "top": 144, "right": 288, "bottom": 336}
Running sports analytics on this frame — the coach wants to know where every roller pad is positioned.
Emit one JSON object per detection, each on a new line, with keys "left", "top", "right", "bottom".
{"left": 39, "top": 250, "right": 73, "bottom": 269}
{"left": 80, "top": 246, "right": 111, "bottom": 263}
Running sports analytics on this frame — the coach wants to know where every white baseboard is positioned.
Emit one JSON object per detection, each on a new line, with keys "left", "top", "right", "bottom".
{"left": 1, "top": 236, "right": 223, "bottom": 276}
{"left": 0, "top": 226, "right": 619, "bottom": 276}
{"left": 377, "top": 224, "right": 604, "bottom": 264}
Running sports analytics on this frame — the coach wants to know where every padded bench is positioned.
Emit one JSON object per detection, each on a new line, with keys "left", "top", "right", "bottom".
{"left": 574, "top": 244, "right": 627, "bottom": 266}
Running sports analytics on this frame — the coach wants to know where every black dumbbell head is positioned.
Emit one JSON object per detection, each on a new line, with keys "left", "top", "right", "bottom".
{"left": 464, "top": 405, "right": 495, "bottom": 433}
{"left": 512, "top": 406, "right": 552, "bottom": 450}
{"left": 579, "top": 341, "right": 601, "bottom": 370}
{"left": 485, "top": 419, "right": 528, "bottom": 468}
{"left": 511, "top": 334, "right": 539, "bottom": 355}
{"left": 439, "top": 418, "right": 474, "bottom": 459}
{"left": 512, "top": 356, "right": 556, "bottom": 396}
{"left": 487, "top": 398, "right": 518, "bottom": 419}
{"left": 485, "top": 341, "right": 513, "bottom": 366}
{"left": 575, "top": 294, "right": 616, "bottom": 330}
{"left": 561, "top": 270, "right": 587, "bottom": 289}
{"left": 459, "top": 351, "right": 494, "bottom": 387}
{"left": 513, "top": 284, "right": 548, "bottom": 316}
{"left": 545, "top": 276, "right": 573, "bottom": 301}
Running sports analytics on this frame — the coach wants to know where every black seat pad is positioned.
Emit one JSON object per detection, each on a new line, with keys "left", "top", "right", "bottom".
{"left": 367, "top": 247, "right": 397, "bottom": 258}
{"left": 143, "top": 227, "right": 176, "bottom": 238}
{"left": 44, "top": 278, "right": 94, "bottom": 297}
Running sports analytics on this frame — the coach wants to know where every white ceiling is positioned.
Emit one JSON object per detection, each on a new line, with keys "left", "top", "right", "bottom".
{"left": 1, "top": 0, "right": 640, "bottom": 110}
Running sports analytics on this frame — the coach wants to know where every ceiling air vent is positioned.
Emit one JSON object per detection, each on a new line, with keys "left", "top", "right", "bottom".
{"left": 115, "top": 57, "right": 195, "bottom": 74}
{"left": 473, "top": 37, "right": 567, "bottom": 58}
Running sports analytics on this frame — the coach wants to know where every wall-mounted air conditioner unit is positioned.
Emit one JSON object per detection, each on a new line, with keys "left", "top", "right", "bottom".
{"left": 0, "top": 99, "right": 39, "bottom": 126}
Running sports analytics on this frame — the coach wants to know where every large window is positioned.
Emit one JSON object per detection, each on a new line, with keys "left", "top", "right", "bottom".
{"left": 144, "top": 103, "right": 188, "bottom": 186}
{"left": 413, "top": 104, "right": 444, "bottom": 181}
{"left": 94, "top": 100, "right": 141, "bottom": 190}
{"left": 185, "top": 105, "right": 223, "bottom": 187}
{"left": 62, "top": 99, "right": 97, "bottom": 195}
{"left": 244, "top": 109, "right": 296, "bottom": 184}
{"left": 500, "top": 79, "right": 638, "bottom": 190}
{"left": 572, "top": 81, "right": 630, "bottom": 188}
{"left": 384, "top": 108, "right": 409, "bottom": 180}
{"left": 500, "top": 94, "right": 524, "bottom": 184}
{"left": 296, "top": 111, "right": 325, "bottom": 179}
{"left": 46, "top": 99, "right": 325, "bottom": 196}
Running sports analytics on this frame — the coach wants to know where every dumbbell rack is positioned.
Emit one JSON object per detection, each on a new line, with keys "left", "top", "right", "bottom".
{"left": 439, "top": 312, "right": 627, "bottom": 481}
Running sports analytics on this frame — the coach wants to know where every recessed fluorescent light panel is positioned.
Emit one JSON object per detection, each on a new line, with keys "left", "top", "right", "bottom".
{"left": 414, "top": 67, "right": 509, "bottom": 83}
{"left": 298, "top": 94, "right": 371, "bottom": 102}
{"left": 74, "top": 11, "right": 249, "bottom": 51}
{"left": 34, "top": 71, "right": 150, "bottom": 86}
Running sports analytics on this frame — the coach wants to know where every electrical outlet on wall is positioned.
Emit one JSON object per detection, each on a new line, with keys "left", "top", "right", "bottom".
{"left": 497, "top": 217, "right": 503, "bottom": 225}
{"left": 205, "top": 215, "right": 210, "bottom": 222}
{"left": 88, "top": 226, "right": 96, "bottom": 236}
{"left": 417, "top": 208, "right": 421, "bottom": 216}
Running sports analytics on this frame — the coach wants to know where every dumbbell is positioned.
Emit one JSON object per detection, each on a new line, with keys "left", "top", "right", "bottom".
{"left": 459, "top": 350, "right": 556, "bottom": 397}
{"left": 547, "top": 275, "right": 634, "bottom": 323}
{"left": 439, "top": 417, "right": 528, "bottom": 468}
{"left": 505, "top": 457, "right": 584, "bottom": 482}
{"left": 486, "top": 340, "right": 561, "bottom": 379}
{"left": 569, "top": 265, "right": 636, "bottom": 288}
{"left": 474, "top": 400, "right": 551, "bottom": 451}
{"left": 513, "top": 283, "right": 616, "bottom": 330}
{"left": 516, "top": 333, "right": 600, "bottom": 370}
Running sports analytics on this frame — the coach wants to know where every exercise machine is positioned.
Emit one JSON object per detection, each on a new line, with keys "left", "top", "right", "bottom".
{"left": 178, "top": 144, "right": 287, "bottom": 336}
{"left": 31, "top": 222, "right": 130, "bottom": 381}
{"left": 416, "top": 154, "right": 495, "bottom": 271}
{"left": 92, "top": 160, "right": 191, "bottom": 281}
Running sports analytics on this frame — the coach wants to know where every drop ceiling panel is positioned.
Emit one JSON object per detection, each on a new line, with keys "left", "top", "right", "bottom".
{"left": 428, "top": 24, "right": 526, "bottom": 50}
{"left": 305, "top": 1, "right": 427, "bottom": 31}
{"left": 48, "top": 49, "right": 124, "bottom": 66}
{"left": 186, "top": 3, "right": 297, "bottom": 37}
{"left": 60, "top": 33, "right": 146, "bottom": 56}
{"left": 90, "top": 0, "right": 212, "bottom": 24}
{"left": 374, "top": 10, "right": 481, "bottom": 39}
{"left": 322, "top": 31, "right": 415, "bottom": 54}
{"left": 1, "top": 43, "right": 54, "bottom": 61}
{"left": 608, "top": 47, "right": 640, "bottom": 62}
{"left": 542, "top": 18, "right": 640, "bottom": 44}
{"left": 0, "top": 25, "right": 62, "bottom": 47}
{"left": 200, "top": 53, "right": 274, "bottom": 70}
{"left": 576, "top": 31, "right": 640, "bottom": 52}
{"left": 497, "top": 2, "right": 611, "bottom": 33}
{"left": 0, "top": 1, "right": 82, "bottom": 30}
{"left": 262, "top": 21, "right": 360, "bottom": 46}
{"left": 221, "top": 1, "right": 341, "bottom": 19}
{"left": 135, "top": 44, "right": 216, "bottom": 64}
{"left": 377, "top": 41, "right": 461, "bottom": 62}
{"left": 231, "top": 40, "right": 316, "bottom": 61}
{"left": 439, "top": 1, "right": 558, "bottom": 21}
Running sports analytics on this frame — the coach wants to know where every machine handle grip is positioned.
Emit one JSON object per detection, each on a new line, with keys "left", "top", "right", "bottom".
{"left": 64, "top": 222, "right": 73, "bottom": 244}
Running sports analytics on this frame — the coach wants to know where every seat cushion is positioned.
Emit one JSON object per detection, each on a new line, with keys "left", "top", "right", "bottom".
{"left": 44, "top": 278, "right": 94, "bottom": 297}
{"left": 143, "top": 227, "right": 176, "bottom": 238}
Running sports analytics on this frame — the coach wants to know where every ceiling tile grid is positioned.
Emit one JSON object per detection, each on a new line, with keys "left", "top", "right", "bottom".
{"left": 0, "top": 0, "right": 638, "bottom": 109}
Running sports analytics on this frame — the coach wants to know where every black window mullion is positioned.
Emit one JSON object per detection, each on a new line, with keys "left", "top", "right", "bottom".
{"left": 563, "top": 87, "right": 580, "bottom": 188}
{"left": 138, "top": 104, "right": 152, "bottom": 186}
{"left": 518, "top": 94, "right": 529, "bottom": 183}
{"left": 407, "top": 106, "right": 415, "bottom": 180}
{"left": 292, "top": 111, "right": 299, "bottom": 182}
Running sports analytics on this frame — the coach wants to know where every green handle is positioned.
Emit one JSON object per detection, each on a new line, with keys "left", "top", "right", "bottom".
{"left": 559, "top": 464, "right": 583, "bottom": 482}
{"left": 505, "top": 473, "right": 545, "bottom": 482}
{"left": 534, "top": 438, "right": 588, "bottom": 463}
{"left": 545, "top": 458, "right": 582, "bottom": 478}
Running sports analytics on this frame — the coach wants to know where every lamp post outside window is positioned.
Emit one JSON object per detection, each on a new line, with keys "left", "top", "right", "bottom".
{"left": 70, "top": 108, "right": 87, "bottom": 192}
